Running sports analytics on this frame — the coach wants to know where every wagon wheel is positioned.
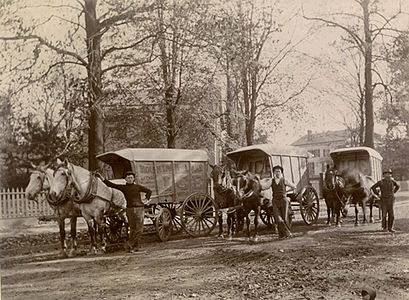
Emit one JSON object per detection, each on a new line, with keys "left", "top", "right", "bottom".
{"left": 259, "top": 208, "right": 274, "bottom": 228}
{"left": 287, "top": 205, "right": 294, "bottom": 229}
{"left": 104, "top": 215, "right": 128, "bottom": 244}
{"left": 181, "top": 192, "right": 218, "bottom": 237}
{"left": 155, "top": 207, "right": 173, "bottom": 242}
{"left": 163, "top": 203, "right": 183, "bottom": 234}
{"left": 300, "top": 186, "right": 319, "bottom": 225}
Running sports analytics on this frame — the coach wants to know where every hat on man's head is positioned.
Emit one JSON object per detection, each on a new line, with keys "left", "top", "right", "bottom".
{"left": 272, "top": 165, "right": 284, "bottom": 172}
{"left": 123, "top": 170, "right": 135, "bottom": 178}
{"left": 382, "top": 168, "right": 392, "bottom": 175}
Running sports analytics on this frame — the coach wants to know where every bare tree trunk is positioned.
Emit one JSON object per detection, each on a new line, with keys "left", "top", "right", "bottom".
{"left": 362, "top": 0, "right": 374, "bottom": 148}
{"left": 85, "top": 0, "right": 104, "bottom": 170}
{"left": 157, "top": 0, "right": 176, "bottom": 148}
{"left": 359, "top": 93, "right": 365, "bottom": 145}
{"left": 225, "top": 57, "right": 233, "bottom": 138}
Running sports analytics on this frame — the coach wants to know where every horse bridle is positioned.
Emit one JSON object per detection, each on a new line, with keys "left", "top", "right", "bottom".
{"left": 30, "top": 170, "right": 49, "bottom": 201}
{"left": 51, "top": 166, "right": 73, "bottom": 205}
{"left": 325, "top": 170, "right": 337, "bottom": 191}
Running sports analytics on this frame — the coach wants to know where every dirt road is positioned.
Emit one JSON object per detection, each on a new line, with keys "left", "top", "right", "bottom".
{"left": 1, "top": 194, "right": 409, "bottom": 300}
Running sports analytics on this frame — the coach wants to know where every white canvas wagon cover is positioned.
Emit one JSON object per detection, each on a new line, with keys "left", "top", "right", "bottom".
{"left": 97, "top": 148, "right": 208, "bottom": 164}
{"left": 227, "top": 144, "right": 310, "bottom": 159}
{"left": 97, "top": 148, "right": 209, "bottom": 204}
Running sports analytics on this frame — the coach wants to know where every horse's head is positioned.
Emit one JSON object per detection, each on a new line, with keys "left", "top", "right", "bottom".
{"left": 210, "top": 165, "right": 225, "bottom": 185}
{"left": 49, "top": 158, "right": 72, "bottom": 203}
{"left": 231, "top": 170, "right": 260, "bottom": 198}
{"left": 25, "top": 162, "right": 51, "bottom": 202}
{"left": 324, "top": 166, "right": 337, "bottom": 190}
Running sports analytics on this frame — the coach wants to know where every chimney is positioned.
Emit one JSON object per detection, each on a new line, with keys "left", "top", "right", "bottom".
{"left": 307, "top": 130, "right": 312, "bottom": 141}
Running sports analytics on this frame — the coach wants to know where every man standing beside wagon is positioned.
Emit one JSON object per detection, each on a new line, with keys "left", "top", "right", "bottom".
{"left": 371, "top": 168, "right": 400, "bottom": 233}
{"left": 99, "top": 170, "right": 152, "bottom": 253}
{"left": 270, "top": 165, "right": 296, "bottom": 239}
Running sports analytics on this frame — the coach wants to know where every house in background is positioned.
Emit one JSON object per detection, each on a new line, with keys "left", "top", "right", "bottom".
{"left": 291, "top": 129, "right": 364, "bottom": 180}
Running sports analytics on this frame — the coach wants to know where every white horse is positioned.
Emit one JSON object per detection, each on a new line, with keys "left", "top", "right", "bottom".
{"left": 25, "top": 163, "right": 80, "bottom": 258}
{"left": 50, "top": 159, "right": 127, "bottom": 254}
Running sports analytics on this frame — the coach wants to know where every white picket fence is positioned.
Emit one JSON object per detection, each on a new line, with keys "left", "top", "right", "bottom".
{"left": 0, "top": 188, "right": 54, "bottom": 219}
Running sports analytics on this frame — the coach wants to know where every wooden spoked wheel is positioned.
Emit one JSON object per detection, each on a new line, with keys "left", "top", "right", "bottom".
{"left": 104, "top": 215, "right": 128, "bottom": 244}
{"left": 181, "top": 192, "right": 218, "bottom": 237}
{"left": 162, "top": 203, "right": 183, "bottom": 234}
{"left": 300, "top": 186, "right": 319, "bottom": 225}
{"left": 287, "top": 205, "right": 294, "bottom": 229}
{"left": 155, "top": 207, "right": 173, "bottom": 242}
{"left": 259, "top": 208, "right": 274, "bottom": 228}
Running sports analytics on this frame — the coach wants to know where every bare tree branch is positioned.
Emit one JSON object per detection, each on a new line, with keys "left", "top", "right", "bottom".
{"left": 0, "top": 35, "right": 88, "bottom": 66}
{"left": 101, "top": 34, "right": 156, "bottom": 60}
{"left": 303, "top": 14, "right": 365, "bottom": 54}
{"left": 101, "top": 60, "right": 152, "bottom": 75}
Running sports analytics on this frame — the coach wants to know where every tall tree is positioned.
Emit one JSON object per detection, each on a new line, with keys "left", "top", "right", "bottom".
{"left": 304, "top": 0, "right": 403, "bottom": 148}
{"left": 149, "top": 0, "right": 217, "bottom": 148}
{"left": 211, "top": 0, "right": 311, "bottom": 146}
{"left": 0, "top": 0, "right": 155, "bottom": 170}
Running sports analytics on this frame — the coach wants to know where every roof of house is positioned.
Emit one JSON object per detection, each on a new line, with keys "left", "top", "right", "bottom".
{"left": 291, "top": 129, "right": 351, "bottom": 146}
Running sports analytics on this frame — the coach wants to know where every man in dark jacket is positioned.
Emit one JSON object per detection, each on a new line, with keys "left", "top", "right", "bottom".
{"left": 371, "top": 169, "right": 400, "bottom": 233}
{"left": 102, "top": 171, "right": 152, "bottom": 252}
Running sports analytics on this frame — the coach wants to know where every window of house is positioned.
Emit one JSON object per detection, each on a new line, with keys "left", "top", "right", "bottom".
{"left": 308, "top": 149, "right": 320, "bottom": 158}
{"left": 323, "top": 149, "right": 330, "bottom": 157}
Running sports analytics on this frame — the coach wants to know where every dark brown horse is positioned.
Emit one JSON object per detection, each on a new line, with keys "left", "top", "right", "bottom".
{"left": 210, "top": 164, "right": 239, "bottom": 238}
{"left": 231, "top": 170, "right": 263, "bottom": 242}
{"left": 322, "top": 165, "right": 344, "bottom": 227}
{"left": 341, "top": 169, "right": 378, "bottom": 226}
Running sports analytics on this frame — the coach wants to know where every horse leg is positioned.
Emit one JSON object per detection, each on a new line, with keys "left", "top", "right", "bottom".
{"left": 84, "top": 215, "right": 97, "bottom": 255}
{"left": 217, "top": 211, "right": 224, "bottom": 238}
{"left": 369, "top": 197, "right": 374, "bottom": 223}
{"left": 335, "top": 198, "right": 341, "bottom": 227}
{"left": 245, "top": 213, "right": 251, "bottom": 240}
{"left": 354, "top": 204, "right": 359, "bottom": 226}
{"left": 253, "top": 207, "right": 260, "bottom": 242}
{"left": 96, "top": 211, "right": 108, "bottom": 253}
{"left": 68, "top": 216, "right": 78, "bottom": 257}
{"left": 58, "top": 218, "right": 68, "bottom": 258}
{"left": 227, "top": 213, "right": 233, "bottom": 240}
{"left": 325, "top": 199, "right": 331, "bottom": 225}
{"left": 330, "top": 199, "right": 335, "bottom": 224}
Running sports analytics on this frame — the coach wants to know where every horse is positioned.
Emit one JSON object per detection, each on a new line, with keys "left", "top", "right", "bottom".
{"left": 25, "top": 163, "right": 80, "bottom": 258}
{"left": 231, "top": 170, "right": 263, "bottom": 242}
{"left": 341, "top": 169, "right": 378, "bottom": 226}
{"left": 322, "top": 165, "right": 344, "bottom": 227}
{"left": 210, "top": 164, "right": 239, "bottom": 239}
{"left": 49, "top": 158, "right": 128, "bottom": 254}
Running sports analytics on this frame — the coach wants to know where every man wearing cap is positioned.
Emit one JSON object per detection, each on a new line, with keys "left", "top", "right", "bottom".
{"left": 271, "top": 165, "right": 296, "bottom": 238}
{"left": 101, "top": 171, "right": 152, "bottom": 252}
{"left": 371, "top": 169, "right": 400, "bottom": 233}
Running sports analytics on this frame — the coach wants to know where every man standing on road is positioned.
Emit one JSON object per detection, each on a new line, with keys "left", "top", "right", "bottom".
{"left": 100, "top": 171, "right": 152, "bottom": 252}
{"left": 371, "top": 169, "right": 400, "bottom": 233}
{"left": 271, "top": 165, "right": 296, "bottom": 239}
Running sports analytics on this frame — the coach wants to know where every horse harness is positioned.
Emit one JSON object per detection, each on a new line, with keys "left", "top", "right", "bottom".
{"left": 57, "top": 167, "right": 122, "bottom": 215}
